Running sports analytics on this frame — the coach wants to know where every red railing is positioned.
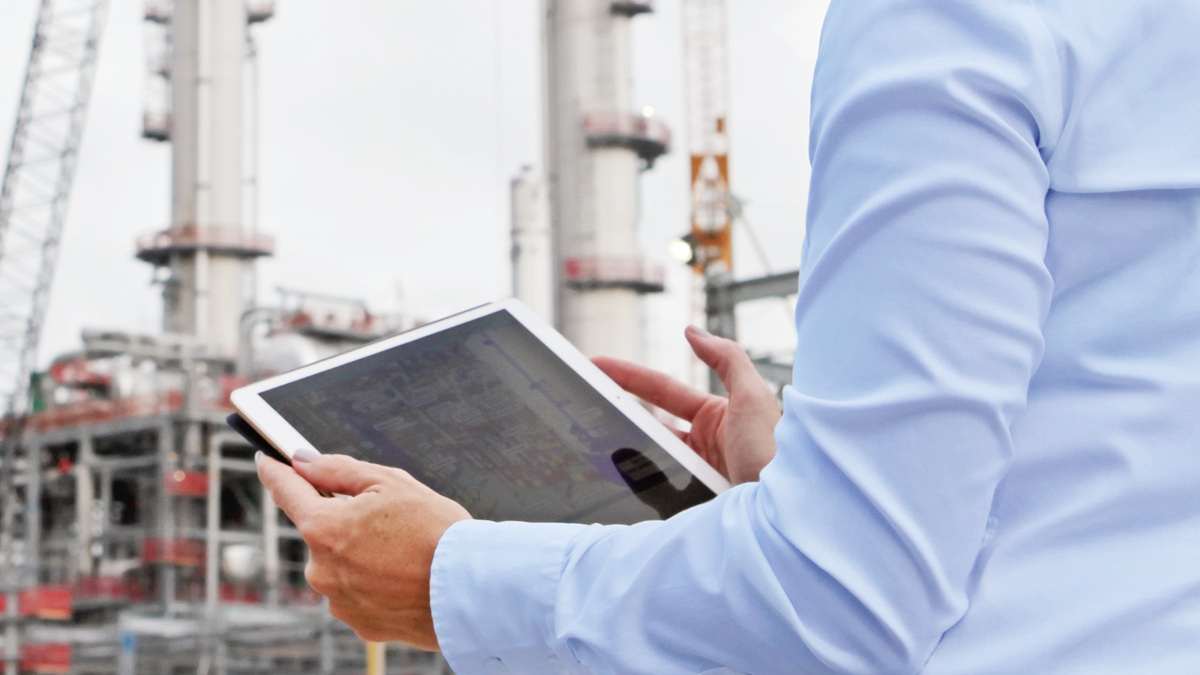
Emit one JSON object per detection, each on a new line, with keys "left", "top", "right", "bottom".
{"left": 247, "top": 0, "right": 275, "bottom": 22}
{"left": 144, "top": 1, "right": 169, "bottom": 23}
{"left": 582, "top": 112, "right": 671, "bottom": 151}
{"left": 164, "top": 470, "right": 209, "bottom": 497}
{"left": 142, "top": 538, "right": 205, "bottom": 566}
{"left": 0, "top": 587, "right": 72, "bottom": 620}
{"left": 74, "top": 575, "right": 146, "bottom": 603}
{"left": 563, "top": 256, "right": 665, "bottom": 293}
{"left": 19, "top": 643, "right": 71, "bottom": 674}
{"left": 29, "top": 391, "right": 185, "bottom": 433}
{"left": 49, "top": 358, "right": 112, "bottom": 388}
{"left": 136, "top": 224, "right": 275, "bottom": 259}
{"left": 142, "top": 112, "right": 170, "bottom": 141}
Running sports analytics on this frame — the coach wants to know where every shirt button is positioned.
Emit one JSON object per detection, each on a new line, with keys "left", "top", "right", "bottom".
{"left": 485, "top": 658, "right": 509, "bottom": 675}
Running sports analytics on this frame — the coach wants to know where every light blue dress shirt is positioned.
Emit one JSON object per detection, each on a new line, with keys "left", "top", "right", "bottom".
{"left": 430, "top": 1, "right": 1200, "bottom": 673}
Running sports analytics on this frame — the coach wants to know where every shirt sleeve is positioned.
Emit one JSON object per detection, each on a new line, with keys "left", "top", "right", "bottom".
{"left": 430, "top": 1, "right": 1062, "bottom": 674}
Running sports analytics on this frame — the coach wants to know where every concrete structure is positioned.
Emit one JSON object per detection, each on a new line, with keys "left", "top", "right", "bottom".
{"left": 541, "top": 0, "right": 667, "bottom": 363}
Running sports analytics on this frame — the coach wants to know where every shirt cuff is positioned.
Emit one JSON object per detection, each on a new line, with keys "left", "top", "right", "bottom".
{"left": 430, "top": 519, "right": 587, "bottom": 675}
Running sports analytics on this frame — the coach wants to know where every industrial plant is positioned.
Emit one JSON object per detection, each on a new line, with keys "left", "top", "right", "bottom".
{"left": 0, "top": 1, "right": 791, "bottom": 674}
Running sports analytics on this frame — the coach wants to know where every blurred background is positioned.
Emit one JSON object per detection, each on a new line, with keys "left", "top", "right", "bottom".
{"left": 0, "top": 1, "right": 829, "bottom": 673}
{"left": 0, "top": 0, "right": 830, "bottom": 382}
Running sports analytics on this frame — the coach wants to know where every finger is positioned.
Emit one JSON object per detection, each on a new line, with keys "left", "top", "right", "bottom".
{"left": 292, "top": 454, "right": 394, "bottom": 497}
{"left": 685, "top": 326, "right": 775, "bottom": 403}
{"left": 257, "top": 452, "right": 324, "bottom": 525}
{"left": 593, "top": 355, "right": 712, "bottom": 422}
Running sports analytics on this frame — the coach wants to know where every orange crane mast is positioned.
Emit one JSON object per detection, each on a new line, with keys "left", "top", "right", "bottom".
{"left": 682, "top": 0, "right": 733, "bottom": 277}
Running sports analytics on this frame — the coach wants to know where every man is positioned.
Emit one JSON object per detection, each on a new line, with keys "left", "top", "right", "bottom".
{"left": 259, "top": 0, "right": 1200, "bottom": 672}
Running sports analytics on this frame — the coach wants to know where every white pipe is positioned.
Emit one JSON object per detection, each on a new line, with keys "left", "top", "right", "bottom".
{"left": 75, "top": 462, "right": 93, "bottom": 577}
{"left": 511, "top": 167, "right": 554, "bottom": 323}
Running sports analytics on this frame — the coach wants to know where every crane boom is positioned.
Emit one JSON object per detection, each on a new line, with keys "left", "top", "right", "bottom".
{"left": 0, "top": 0, "right": 109, "bottom": 414}
{"left": 0, "top": 0, "right": 109, "bottom": 631}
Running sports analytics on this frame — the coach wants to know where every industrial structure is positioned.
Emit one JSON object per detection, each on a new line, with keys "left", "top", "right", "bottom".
{"left": 0, "top": 1, "right": 423, "bottom": 674}
{"left": 1, "top": 0, "right": 112, "bottom": 671}
{"left": 1, "top": 0, "right": 780, "bottom": 673}
{"left": 0, "top": 0, "right": 108, "bottom": 449}
{"left": 681, "top": 0, "right": 733, "bottom": 278}
{"left": 538, "top": 0, "right": 668, "bottom": 364}
{"left": 137, "top": 0, "right": 273, "bottom": 354}
{"left": 510, "top": 166, "right": 553, "bottom": 323}
{"left": 678, "top": 0, "right": 797, "bottom": 394}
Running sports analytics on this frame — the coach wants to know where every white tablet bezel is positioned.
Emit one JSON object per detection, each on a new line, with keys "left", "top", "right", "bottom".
{"left": 231, "top": 297, "right": 731, "bottom": 496}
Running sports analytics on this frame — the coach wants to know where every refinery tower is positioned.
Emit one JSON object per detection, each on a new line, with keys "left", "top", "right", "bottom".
{"left": 518, "top": 0, "right": 669, "bottom": 364}
{"left": 138, "top": 0, "right": 273, "bottom": 355}
{"left": 0, "top": 2, "right": 420, "bottom": 674}
{"left": 1, "top": 0, "right": 702, "bottom": 673}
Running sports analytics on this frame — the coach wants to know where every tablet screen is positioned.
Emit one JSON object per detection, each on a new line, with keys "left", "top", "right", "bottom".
{"left": 259, "top": 310, "right": 715, "bottom": 524}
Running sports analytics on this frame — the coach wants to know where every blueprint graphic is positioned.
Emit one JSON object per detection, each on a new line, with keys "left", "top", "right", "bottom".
{"left": 262, "top": 312, "right": 712, "bottom": 523}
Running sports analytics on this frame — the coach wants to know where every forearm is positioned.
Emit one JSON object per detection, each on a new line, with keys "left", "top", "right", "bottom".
{"left": 432, "top": 0, "right": 1059, "bottom": 672}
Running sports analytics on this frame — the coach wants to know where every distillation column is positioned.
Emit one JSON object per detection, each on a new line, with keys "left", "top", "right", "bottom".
{"left": 542, "top": 0, "right": 668, "bottom": 362}
{"left": 137, "top": 0, "right": 272, "bottom": 355}
{"left": 511, "top": 166, "right": 554, "bottom": 322}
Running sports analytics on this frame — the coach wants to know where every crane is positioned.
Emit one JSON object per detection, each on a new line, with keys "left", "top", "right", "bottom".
{"left": 679, "top": 0, "right": 735, "bottom": 393}
{"left": 0, "top": 1, "right": 109, "bottom": 670}
{"left": 681, "top": 0, "right": 799, "bottom": 395}
{"left": 681, "top": 0, "right": 733, "bottom": 278}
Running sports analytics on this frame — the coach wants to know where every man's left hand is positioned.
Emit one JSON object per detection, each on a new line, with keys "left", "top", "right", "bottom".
{"left": 256, "top": 452, "right": 471, "bottom": 650}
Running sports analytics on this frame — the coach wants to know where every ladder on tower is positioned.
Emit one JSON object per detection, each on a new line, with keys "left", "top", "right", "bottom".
{"left": 0, "top": 1, "right": 109, "bottom": 671}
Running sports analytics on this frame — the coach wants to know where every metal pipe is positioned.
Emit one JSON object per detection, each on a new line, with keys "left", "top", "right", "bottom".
{"left": 261, "top": 486, "right": 279, "bottom": 607}
{"left": 205, "top": 428, "right": 222, "bottom": 675}
{"left": 511, "top": 167, "right": 554, "bottom": 322}
{"left": 237, "top": 306, "right": 282, "bottom": 376}
{"left": 366, "top": 642, "right": 386, "bottom": 675}
{"left": 75, "top": 459, "right": 93, "bottom": 577}
{"left": 156, "top": 421, "right": 176, "bottom": 611}
{"left": 3, "top": 589, "right": 16, "bottom": 675}
{"left": 26, "top": 446, "right": 40, "bottom": 590}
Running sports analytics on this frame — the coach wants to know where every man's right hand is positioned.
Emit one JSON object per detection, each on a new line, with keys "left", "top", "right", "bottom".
{"left": 593, "top": 325, "right": 781, "bottom": 485}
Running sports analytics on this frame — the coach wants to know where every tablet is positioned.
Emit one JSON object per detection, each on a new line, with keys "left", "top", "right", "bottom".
{"left": 232, "top": 298, "right": 730, "bottom": 525}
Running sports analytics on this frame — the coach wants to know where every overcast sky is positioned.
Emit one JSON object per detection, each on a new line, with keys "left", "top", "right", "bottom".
{"left": 0, "top": 0, "right": 831, "bottom": 382}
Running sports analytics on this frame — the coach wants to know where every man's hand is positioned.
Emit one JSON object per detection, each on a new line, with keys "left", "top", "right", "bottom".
{"left": 256, "top": 452, "right": 471, "bottom": 650}
{"left": 594, "top": 325, "right": 781, "bottom": 485}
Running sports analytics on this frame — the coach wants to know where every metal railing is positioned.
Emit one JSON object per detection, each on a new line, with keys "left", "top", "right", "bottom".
{"left": 564, "top": 255, "right": 665, "bottom": 294}
{"left": 611, "top": 1, "right": 654, "bottom": 16}
{"left": 581, "top": 111, "right": 671, "bottom": 166}
{"left": 135, "top": 225, "right": 276, "bottom": 264}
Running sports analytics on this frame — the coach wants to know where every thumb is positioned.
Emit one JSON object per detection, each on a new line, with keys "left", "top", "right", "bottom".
{"left": 292, "top": 453, "right": 393, "bottom": 497}
{"left": 257, "top": 452, "right": 323, "bottom": 526}
{"left": 685, "top": 325, "right": 764, "bottom": 396}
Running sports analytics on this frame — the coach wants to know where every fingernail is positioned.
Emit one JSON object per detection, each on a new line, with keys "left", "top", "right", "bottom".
{"left": 254, "top": 451, "right": 264, "bottom": 467}
{"left": 686, "top": 324, "right": 713, "bottom": 337}
{"left": 293, "top": 447, "right": 320, "bottom": 463}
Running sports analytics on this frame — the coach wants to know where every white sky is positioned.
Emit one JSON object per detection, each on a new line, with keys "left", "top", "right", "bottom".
{"left": 0, "top": 0, "right": 831, "bottom": 382}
